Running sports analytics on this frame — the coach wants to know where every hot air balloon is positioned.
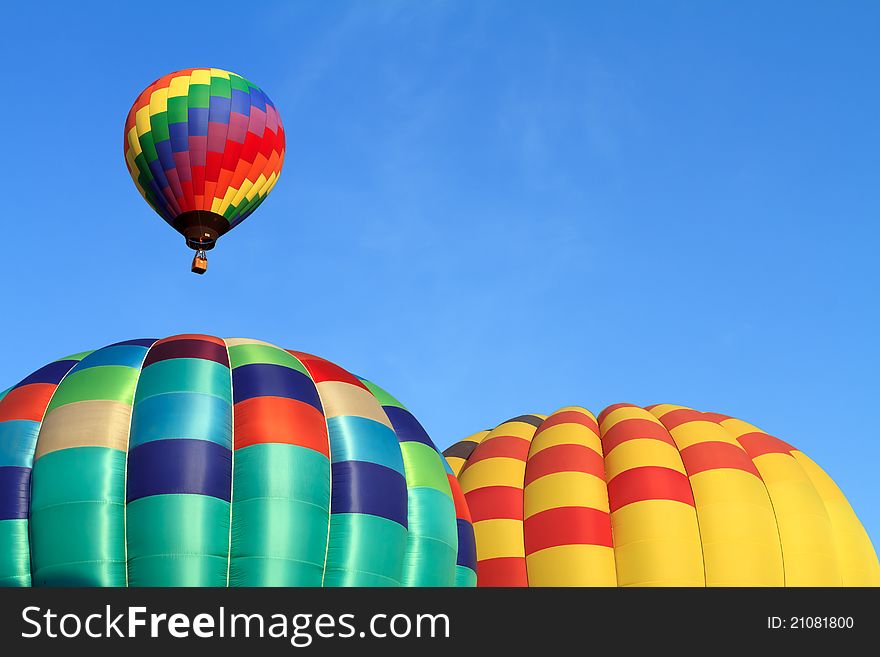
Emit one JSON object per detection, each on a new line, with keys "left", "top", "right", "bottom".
{"left": 444, "top": 405, "right": 879, "bottom": 587}
{"left": 123, "top": 69, "right": 285, "bottom": 274}
{"left": 0, "top": 335, "right": 475, "bottom": 587}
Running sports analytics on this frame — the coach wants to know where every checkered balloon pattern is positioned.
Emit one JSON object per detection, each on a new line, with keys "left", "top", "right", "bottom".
{"left": 124, "top": 68, "right": 285, "bottom": 232}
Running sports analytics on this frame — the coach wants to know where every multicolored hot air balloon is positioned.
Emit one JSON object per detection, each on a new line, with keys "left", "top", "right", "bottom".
{"left": 0, "top": 335, "right": 475, "bottom": 587}
{"left": 444, "top": 405, "right": 879, "bottom": 587}
{"left": 123, "top": 69, "right": 285, "bottom": 274}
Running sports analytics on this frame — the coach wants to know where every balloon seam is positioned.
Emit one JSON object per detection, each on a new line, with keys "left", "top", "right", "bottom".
{"left": 223, "top": 338, "right": 235, "bottom": 587}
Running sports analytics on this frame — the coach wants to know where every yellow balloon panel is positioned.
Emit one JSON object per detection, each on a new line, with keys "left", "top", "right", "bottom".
{"left": 472, "top": 519, "right": 525, "bottom": 560}
{"left": 523, "top": 471, "right": 607, "bottom": 519}
{"left": 750, "top": 451, "right": 840, "bottom": 585}
{"left": 604, "top": 438, "right": 686, "bottom": 480}
{"left": 460, "top": 457, "right": 527, "bottom": 491}
{"left": 792, "top": 451, "right": 880, "bottom": 586}
{"left": 526, "top": 544, "right": 617, "bottom": 587}
{"left": 611, "top": 501, "right": 704, "bottom": 586}
{"left": 690, "top": 470, "right": 784, "bottom": 586}
{"left": 528, "top": 422, "right": 602, "bottom": 456}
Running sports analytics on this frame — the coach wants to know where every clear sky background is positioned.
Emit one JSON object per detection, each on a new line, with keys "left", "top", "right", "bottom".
{"left": 1, "top": 2, "right": 877, "bottom": 543}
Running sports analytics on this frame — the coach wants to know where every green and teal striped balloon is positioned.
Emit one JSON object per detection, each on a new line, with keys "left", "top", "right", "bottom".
{"left": 0, "top": 334, "right": 476, "bottom": 587}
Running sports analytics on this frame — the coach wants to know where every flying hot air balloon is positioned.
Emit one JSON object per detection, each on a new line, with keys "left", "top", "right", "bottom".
{"left": 123, "top": 69, "right": 285, "bottom": 274}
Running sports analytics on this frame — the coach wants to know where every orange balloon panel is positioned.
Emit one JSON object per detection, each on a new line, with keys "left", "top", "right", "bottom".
{"left": 444, "top": 404, "right": 879, "bottom": 587}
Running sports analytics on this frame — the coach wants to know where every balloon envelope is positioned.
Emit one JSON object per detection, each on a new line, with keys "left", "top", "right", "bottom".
{"left": 0, "top": 335, "right": 475, "bottom": 587}
{"left": 444, "top": 404, "right": 879, "bottom": 587}
{"left": 123, "top": 68, "right": 285, "bottom": 250}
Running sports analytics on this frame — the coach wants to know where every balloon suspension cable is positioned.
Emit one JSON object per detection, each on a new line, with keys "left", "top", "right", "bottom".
{"left": 191, "top": 248, "right": 208, "bottom": 275}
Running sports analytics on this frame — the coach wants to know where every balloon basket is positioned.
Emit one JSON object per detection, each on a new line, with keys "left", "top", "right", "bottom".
{"left": 191, "top": 252, "right": 208, "bottom": 275}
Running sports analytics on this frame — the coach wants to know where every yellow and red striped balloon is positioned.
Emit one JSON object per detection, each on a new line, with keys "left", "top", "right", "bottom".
{"left": 443, "top": 404, "right": 879, "bottom": 587}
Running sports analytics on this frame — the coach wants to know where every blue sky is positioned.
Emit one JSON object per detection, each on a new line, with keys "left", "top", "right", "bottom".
{"left": 1, "top": 2, "right": 878, "bottom": 543}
